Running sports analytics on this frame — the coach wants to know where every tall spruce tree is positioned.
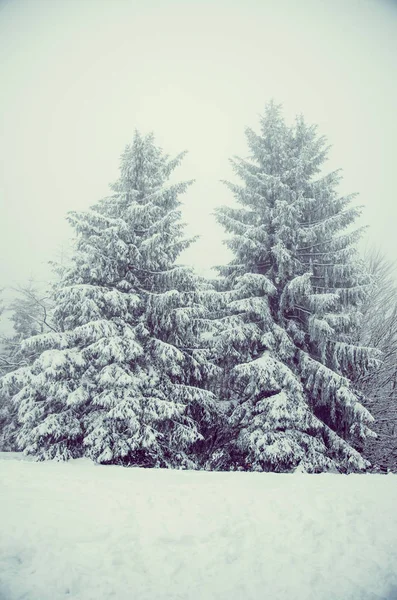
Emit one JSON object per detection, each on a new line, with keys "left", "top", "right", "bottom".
{"left": 212, "top": 102, "right": 377, "bottom": 473}
{"left": 1, "top": 132, "right": 219, "bottom": 466}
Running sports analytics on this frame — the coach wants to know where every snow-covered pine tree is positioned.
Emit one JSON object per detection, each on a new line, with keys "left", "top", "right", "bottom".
{"left": 1, "top": 132, "right": 219, "bottom": 466}
{"left": 0, "top": 283, "right": 55, "bottom": 451}
{"left": 355, "top": 250, "right": 397, "bottom": 472}
{"left": 212, "top": 102, "right": 378, "bottom": 473}
{"left": 0, "top": 290, "right": 8, "bottom": 449}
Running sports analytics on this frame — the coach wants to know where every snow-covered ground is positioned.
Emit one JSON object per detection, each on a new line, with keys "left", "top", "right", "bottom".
{"left": 1, "top": 453, "right": 397, "bottom": 600}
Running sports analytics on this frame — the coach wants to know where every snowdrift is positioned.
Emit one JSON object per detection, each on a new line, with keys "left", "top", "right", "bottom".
{"left": 1, "top": 452, "right": 397, "bottom": 600}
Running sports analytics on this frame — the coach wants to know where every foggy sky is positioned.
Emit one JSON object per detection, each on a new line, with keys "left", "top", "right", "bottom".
{"left": 0, "top": 0, "right": 396, "bottom": 289}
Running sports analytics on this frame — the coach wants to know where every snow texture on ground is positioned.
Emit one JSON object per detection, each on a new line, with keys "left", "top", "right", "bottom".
{"left": 1, "top": 452, "right": 397, "bottom": 600}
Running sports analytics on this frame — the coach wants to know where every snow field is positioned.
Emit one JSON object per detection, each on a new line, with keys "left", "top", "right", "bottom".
{"left": 1, "top": 453, "right": 397, "bottom": 600}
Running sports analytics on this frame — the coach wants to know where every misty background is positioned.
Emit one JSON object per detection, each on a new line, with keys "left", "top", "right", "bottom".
{"left": 0, "top": 0, "right": 396, "bottom": 294}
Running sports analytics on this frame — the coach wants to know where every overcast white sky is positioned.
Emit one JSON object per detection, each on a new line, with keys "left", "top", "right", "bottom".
{"left": 0, "top": 0, "right": 396, "bottom": 289}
